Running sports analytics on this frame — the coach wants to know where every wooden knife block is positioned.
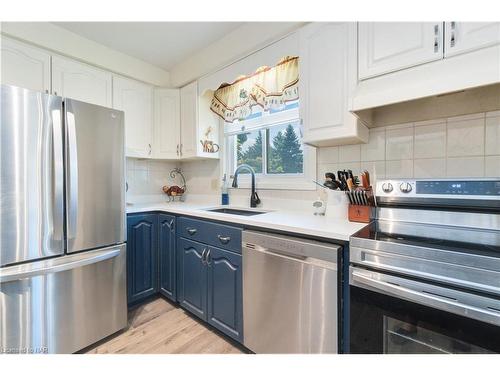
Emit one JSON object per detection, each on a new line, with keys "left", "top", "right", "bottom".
{"left": 348, "top": 204, "right": 372, "bottom": 223}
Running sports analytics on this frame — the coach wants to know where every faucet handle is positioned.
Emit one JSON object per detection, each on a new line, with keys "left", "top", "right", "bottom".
{"left": 251, "top": 191, "right": 261, "bottom": 207}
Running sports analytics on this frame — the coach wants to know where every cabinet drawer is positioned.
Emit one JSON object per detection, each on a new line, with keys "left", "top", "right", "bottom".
{"left": 178, "top": 217, "right": 242, "bottom": 253}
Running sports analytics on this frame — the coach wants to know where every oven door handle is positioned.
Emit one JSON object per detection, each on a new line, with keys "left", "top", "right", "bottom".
{"left": 351, "top": 269, "right": 500, "bottom": 326}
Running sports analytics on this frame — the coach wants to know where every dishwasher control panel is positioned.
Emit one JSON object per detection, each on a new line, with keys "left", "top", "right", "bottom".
{"left": 242, "top": 230, "right": 340, "bottom": 264}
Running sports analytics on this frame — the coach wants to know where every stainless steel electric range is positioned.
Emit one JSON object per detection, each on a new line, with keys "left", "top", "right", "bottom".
{"left": 349, "top": 178, "right": 500, "bottom": 354}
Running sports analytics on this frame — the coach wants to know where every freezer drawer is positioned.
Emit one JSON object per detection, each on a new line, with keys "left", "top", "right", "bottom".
{"left": 0, "top": 245, "right": 127, "bottom": 354}
{"left": 65, "top": 99, "right": 125, "bottom": 253}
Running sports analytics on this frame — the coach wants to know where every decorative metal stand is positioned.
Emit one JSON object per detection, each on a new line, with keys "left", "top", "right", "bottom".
{"left": 166, "top": 168, "right": 187, "bottom": 202}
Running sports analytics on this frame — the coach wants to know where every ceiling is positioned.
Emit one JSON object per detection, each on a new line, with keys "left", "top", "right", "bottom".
{"left": 54, "top": 22, "right": 244, "bottom": 70}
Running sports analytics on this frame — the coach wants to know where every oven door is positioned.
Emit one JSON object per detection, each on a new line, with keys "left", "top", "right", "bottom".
{"left": 349, "top": 267, "right": 500, "bottom": 354}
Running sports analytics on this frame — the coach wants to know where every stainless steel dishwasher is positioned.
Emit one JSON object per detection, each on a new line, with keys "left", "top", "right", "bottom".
{"left": 242, "top": 230, "right": 341, "bottom": 353}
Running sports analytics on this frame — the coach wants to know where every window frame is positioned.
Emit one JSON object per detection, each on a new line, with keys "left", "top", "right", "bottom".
{"left": 223, "top": 107, "right": 317, "bottom": 191}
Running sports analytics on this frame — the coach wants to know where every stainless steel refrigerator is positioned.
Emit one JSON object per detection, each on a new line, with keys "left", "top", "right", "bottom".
{"left": 0, "top": 84, "right": 127, "bottom": 354}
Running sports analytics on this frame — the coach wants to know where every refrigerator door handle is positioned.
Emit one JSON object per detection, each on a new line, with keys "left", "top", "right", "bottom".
{"left": 66, "top": 104, "right": 79, "bottom": 240}
{"left": 0, "top": 248, "right": 121, "bottom": 283}
{"left": 51, "top": 106, "right": 64, "bottom": 242}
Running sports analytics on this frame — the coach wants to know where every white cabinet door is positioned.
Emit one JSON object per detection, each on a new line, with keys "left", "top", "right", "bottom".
{"left": 113, "top": 76, "right": 153, "bottom": 158}
{"left": 445, "top": 22, "right": 500, "bottom": 57}
{"left": 358, "top": 22, "right": 443, "bottom": 80}
{"left": 180, "top": 81, "right": 198, "bottom": 159}
{"left": 153, "top": 89, "right": 180, "bottom": 159}
{"left": 300, "top": 22, "right": 368, "bottom": 146}
{"left": 0, "top": 36, "right": 50, "bottom": 93}
{"left": 51, "top": 55, "right": 112, "bottom": 107}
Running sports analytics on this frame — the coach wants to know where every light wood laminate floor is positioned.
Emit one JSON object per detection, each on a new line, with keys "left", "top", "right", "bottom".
{"left": 84, "top": 297, "right": 245, "bottom": 354}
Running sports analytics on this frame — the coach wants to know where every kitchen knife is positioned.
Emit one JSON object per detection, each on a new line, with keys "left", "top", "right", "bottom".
{"left": 346, "top": 178, "right": 354, "bottom": 192}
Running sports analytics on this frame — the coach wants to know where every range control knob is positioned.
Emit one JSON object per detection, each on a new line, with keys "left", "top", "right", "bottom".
{"left": 400, "top": 182, "right": 413, "bottom": 193}
{"left": 382, "top": 182, "right": 393, "bottom": 193}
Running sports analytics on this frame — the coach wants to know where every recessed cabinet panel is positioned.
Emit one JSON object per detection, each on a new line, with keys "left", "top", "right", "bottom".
{"left": 445, "top": 22, "right": 500, "bottom": 57}
{"left": 153, "top": 89, "right": 180, "bottom": 159}
{"left": 113, "top": 76, "right": 153, "bottom": 158}
{"left": 300, "top": 22, "right": 368, "bottom": 146}
{"left": 0, "top": 36, "right": 50, "bottom": 93}
{"left": 358, "top": 22, "right": 443, "bottom": 80}
{"left": 127, "top": 214, "right": 158, "bottom": 305}
{"left": 207, "top": 246, "right": 243, "bottom": 342}
{"left": 180, "top": 81, "right": 198, "bottom": 159}
{"left": 159, "top": 214, "right": 176, "bottom": 301}
{"left": 52, "top": 55, "right": 112, "bottom": 107}
{"left": 177, "top": 238, "right": 208, "bottom": 320}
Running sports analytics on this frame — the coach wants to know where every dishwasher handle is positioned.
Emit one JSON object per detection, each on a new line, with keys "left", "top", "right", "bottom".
{"left": 244, "top": 241, "right": 338, "bottom": 271}
{"left": 242, "top": 230, "right": 340, "bottom": 265}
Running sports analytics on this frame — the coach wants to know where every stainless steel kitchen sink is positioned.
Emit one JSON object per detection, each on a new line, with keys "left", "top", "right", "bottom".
{"left": 205, "top": 208, "right": 267, "bottom": 216}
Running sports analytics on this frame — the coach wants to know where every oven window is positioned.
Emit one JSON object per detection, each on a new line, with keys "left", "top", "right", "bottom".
{"left": 350, "top": 286, "right": 500, "bottom": 354}
{"left": 383, "top": 316, "right": 492, "bottom": 354}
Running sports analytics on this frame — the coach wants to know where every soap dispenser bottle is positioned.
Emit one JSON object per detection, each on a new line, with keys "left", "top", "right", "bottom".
{"left": 221, "top": 174, "right": 229, "bottom": 205}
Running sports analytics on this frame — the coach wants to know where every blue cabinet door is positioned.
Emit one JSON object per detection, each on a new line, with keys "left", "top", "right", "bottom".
{"left": 127, "top": 214, "right": 158, "bottom": 305}
{"left": 177, "top": 238, "right": 208, "bottom": 320}
{"left": 159, "top": 214, "right": 176, "bottom": 301}
{"left": 207, "top": 246, "right": 243, "bottom": 343}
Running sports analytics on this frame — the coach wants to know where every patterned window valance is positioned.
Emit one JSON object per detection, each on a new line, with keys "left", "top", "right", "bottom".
{"left": 210, "top": 56, "right": 299, "bottom": 123}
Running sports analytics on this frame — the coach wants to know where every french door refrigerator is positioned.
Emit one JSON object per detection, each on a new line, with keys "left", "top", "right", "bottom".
{"left": 0, "top": 84, "right": 127, "bottom": 354}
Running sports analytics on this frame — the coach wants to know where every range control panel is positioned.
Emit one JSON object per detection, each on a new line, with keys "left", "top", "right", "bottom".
{"left": 376, "top": 179, "right": 500, "bottom": 200}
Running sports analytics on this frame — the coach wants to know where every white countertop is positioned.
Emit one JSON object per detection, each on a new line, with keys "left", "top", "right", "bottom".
{"left": 127, "top": 202, "right": 367, "bottom": 242}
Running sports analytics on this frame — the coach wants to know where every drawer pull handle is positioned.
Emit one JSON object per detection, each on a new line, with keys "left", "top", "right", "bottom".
{"left": 201, "top": 248, "right": 207, "bottom": 265}
{"left": 186, "top": 228, "right": 197, "bottom": 235}
{"left": 206, "top": 249, "right": 212, "bottom": 266}
{"left": 218, "top": 235, "right": 231, "bottom": 244}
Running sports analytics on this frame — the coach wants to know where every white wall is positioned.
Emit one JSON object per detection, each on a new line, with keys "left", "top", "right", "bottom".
{"left": 0, "top": 22, "right": 170, "bottom": 86}
{"left": 169, "top": 22, "right": 304, "bottom": 87}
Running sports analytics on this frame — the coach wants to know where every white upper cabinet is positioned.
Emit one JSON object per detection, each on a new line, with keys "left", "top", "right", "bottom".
{"left": 358, "top": 22, "right": 443, "bottom": 80}
{"left": 113, "top": 76, "right": 153, "bottom": 158}
{"left": 299, "top": 22, "right": 368, "bottom": 146}
{"left": 445, "top": 22, "right": 500, "bottom": 57}
{"left": 0, "top": 36, "right": 51, "bottom": 93}
{"left": 179, "top": 81, "right": 199, "bottom": 159}
{"left": 51, "top": 55, "right": 112, "bottom": 107}
{"left": 153, "top": 89, "right": 180, "bottom": 159}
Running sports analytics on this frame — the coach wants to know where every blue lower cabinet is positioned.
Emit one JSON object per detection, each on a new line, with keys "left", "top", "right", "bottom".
{"left": 159, "top": 214, "right": 176, "bottom": 301}
{"left": 127, "top": 213, "right": 159, "bottom": 305}
{"left": 177, "top": 238, "right": 208, "bottom": 320}
{"left": 207, "top": 246, "right": 243, "bottom": 343}
{"left": 128, "top": 213, "right": 243, "bottom": 343}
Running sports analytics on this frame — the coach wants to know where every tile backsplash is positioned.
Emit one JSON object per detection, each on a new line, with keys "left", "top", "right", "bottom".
{"left": 317, "top": 111, "right": 500, "bottom": 183}
{"left": 126, "top": 158, "right": 179, "bottom": 197}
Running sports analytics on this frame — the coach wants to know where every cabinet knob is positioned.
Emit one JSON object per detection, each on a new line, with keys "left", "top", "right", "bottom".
{"left": 433, "top": 24, "right": 441, "bottom": 53}
{"left": 450, "top": 21, "right": 456, "bottom": 47}
{"left": 186, "top": 227, "right": 197, "bottom": 235}
{"left": 217, "top": 235, "right": 231, "bottom": 244}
